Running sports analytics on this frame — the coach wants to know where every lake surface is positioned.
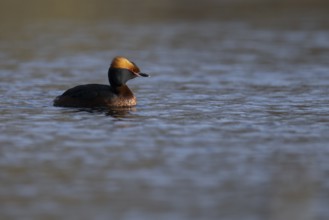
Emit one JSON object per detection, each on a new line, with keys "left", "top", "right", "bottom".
{"left": 1, "top": 2, "right": 329, "bottom": 219}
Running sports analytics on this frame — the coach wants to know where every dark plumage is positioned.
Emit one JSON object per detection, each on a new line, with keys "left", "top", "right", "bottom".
{"left": 53, "top": 56, "right": 149, "bottom": 108}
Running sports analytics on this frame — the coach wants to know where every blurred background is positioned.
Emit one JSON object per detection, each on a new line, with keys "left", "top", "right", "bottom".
{"left": 1, "top": 0, "right": 329, "bottom": 24}
{"left": 1, "top": 1, "right": 329, "bottom": 220}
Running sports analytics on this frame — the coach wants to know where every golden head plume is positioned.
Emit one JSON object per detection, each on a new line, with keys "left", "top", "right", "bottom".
{"left": 110, "top": 56, "right": 140, "bottom": 73}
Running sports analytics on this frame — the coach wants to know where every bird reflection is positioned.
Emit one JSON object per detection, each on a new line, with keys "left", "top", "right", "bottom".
{"left": 63, "top": 106, "right": 136, "bottom": 118}
{"left": 106, "top": 107, "right": 136, "bottom": 118}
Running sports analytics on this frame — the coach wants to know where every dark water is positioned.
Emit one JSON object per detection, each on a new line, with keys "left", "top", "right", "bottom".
{"left": 1, "top": 2, "right": 329, "bottom": 219}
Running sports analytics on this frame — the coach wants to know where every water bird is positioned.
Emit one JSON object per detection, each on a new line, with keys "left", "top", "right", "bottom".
{"left": 53, "top": 56, "right": 149, "bottom": 108}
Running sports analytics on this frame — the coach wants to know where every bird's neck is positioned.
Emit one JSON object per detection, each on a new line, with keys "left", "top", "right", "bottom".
{"left": 112, "top": 85, "right": 134, "bottom": 98}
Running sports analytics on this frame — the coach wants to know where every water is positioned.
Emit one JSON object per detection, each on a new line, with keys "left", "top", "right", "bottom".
{"left": 1, "top": 3, "right": 329, "bottom": 219}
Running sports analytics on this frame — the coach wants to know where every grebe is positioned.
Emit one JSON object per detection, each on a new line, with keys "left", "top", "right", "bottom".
{"left": 53, "top": 56, "right": 149, "bottom": 108}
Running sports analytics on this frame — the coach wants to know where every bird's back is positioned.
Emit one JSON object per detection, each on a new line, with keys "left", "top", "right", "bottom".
{"left": 53, "top": 84, "right": 116, "bottom": 107}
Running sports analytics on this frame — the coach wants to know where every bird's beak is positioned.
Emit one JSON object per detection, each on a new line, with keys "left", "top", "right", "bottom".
{"left": 135, "top": 72, "right": 150, "bottom": 77}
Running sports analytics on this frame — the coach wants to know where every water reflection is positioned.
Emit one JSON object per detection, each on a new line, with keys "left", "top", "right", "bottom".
{"left": 106, "top": 107, "right": 136, "bottom": 118}
{"left": 59, "top": 107, "right": 136, "bottom": 118}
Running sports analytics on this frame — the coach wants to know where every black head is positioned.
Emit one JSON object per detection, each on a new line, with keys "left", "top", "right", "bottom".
{"left": 108, "top": 56, "right": 149, "bottom": 87}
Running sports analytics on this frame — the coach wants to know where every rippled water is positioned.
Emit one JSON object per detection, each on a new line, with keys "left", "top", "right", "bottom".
{"left": 1, "top": 12, "right": 329, "bottom": 220}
